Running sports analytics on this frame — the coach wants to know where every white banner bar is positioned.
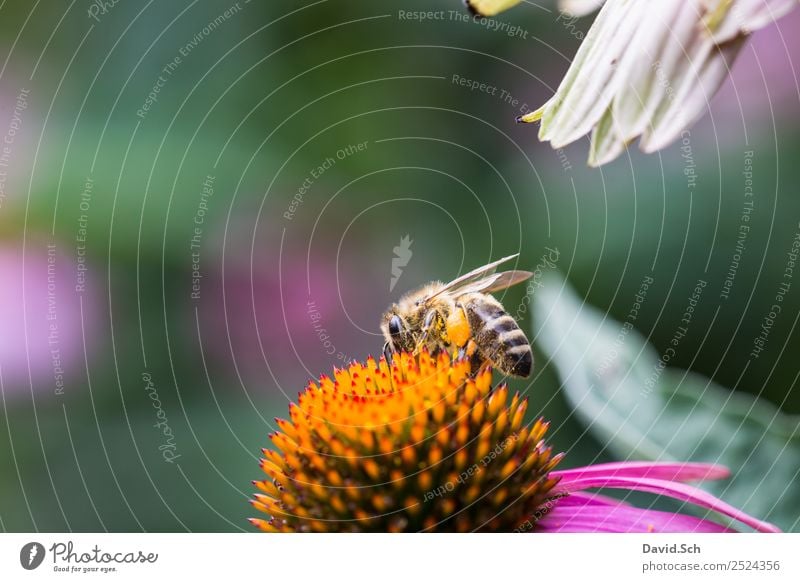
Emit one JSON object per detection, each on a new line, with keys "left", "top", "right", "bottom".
{"left": 1, "top": 533, "right": 798, "bottom": 581}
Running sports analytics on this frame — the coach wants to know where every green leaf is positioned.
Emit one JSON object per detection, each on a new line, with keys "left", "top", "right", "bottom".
{"left": 533, "top": 274, "right": 800, "bottom": 531}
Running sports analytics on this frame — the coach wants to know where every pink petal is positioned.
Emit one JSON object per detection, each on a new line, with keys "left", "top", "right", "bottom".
{"left": 555, "top": 491, "right": 632, "bottom": 507}
{"left": 537, "top": 501, "right": 735, "bottom": 533}
{"left": 552, "top": 462, "right": 730, "bottom": 484}
{"left": 552, "top": 476, "right": 780, "bottom": 533}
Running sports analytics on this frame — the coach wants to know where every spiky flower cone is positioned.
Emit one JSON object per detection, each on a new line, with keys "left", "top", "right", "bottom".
{"left": 251, "top": 351, "right": 563, "bottom": 532}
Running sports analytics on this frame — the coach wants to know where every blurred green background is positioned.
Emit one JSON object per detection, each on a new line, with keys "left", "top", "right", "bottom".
{"left": 0, "top": 0, "right": 798, "bottom": 531}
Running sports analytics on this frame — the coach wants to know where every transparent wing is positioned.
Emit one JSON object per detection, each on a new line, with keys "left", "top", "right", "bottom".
{"left": 472, "top": 270, "right": 533, "bottom": 294}
{"left": 443, "top": 270, "right": 533, "bottom": 297}
{"left": 428, "top": 254, "right": 527, "bottom": 300}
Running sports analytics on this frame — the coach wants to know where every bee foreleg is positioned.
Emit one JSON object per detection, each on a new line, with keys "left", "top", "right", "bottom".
{"left": 383, "top": 342, "right": 394, "bottom": 366}
{"left": 413, "top": 309, "right": 440, "bottom": 354}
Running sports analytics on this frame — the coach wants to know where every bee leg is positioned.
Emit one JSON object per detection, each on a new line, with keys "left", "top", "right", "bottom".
{"left": 446, "top": 304, "right": 472, "bottom": 348}
{"left": 476, "top": 358, "right": 492, "bottom": 376}
{"left": 413, "top": 309, "right": 439, "bottom": 355}
{"left": 467, "top": 340, "right": 486, "bottom": 376}
{"left": 383, "top": 342, "right": 394, "bottom": 366}
{"left": 447, "top": 305, "right": 479, "bottom": 372}
{"left": 456, "top": 338, "right": 478, "bottom": 360}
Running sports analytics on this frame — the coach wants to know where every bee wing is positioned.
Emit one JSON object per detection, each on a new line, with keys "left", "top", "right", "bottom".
{"left": 476, "top": 270, "right": 533, "bottom": 293}
{"left": 427, "top": 254, "right": 521, "bottom": 300}
{"left": 446, "top": 270, "right": 533, "bottom": 296}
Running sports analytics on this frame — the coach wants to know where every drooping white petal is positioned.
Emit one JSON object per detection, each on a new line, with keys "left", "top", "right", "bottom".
{"left": 607, "top": 0, "right": 688, "bottom": 142}
{"left": 641, "top": 35, "right": 745, "bottom": 152}
{"left": 632, "top": 0, "right": 736, "bottom": 151}
{"left": 538, "top": 0, "right": 648, "bottom": 147}
{"left": 525, "top": 0, "right": 799, "bottom": 166}
{"left": 588, "top": 107, "right": 628, "bottom": 166}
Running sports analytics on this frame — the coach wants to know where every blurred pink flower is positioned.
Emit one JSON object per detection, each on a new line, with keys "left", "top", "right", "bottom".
{"left": 198, "top": 248, "right": 396, "bottom": 389}
{"left": 199, "top": 256, "right": 339, "bottom": 378}
{"left": 196, "top": 210, "right": 417, "bottom": 389}
{"left": 0, "top": 242, "right": 94, "bottom": 399}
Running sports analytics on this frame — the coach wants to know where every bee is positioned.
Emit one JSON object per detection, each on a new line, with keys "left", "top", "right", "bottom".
{"left": 381, "top": 254, "right": 534, "bottom": 377}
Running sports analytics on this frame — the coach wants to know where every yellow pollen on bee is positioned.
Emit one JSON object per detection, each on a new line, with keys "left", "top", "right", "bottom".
{"left": 446, "top": 309, "right": 471, "bottom": 347}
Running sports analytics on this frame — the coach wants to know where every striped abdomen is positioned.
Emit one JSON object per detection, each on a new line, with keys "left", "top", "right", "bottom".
{"left": 461, "top": 294, "right": 533, "bottom": 378}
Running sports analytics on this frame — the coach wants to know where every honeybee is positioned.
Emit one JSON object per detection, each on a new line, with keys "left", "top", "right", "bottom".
{"left": 381, "top": 254, "right": 534, "bottom": 377}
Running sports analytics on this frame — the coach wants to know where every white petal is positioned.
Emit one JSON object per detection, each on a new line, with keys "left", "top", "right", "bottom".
{"left": 588, "top": 108, "right": 630, "bottom": 166}
{"left": 528, "top": 0, "right": 798, "bottom": 165}
{"left": 641, "top": 35, "right": 745, "bottom": 152}
{"left": 540, "top": 0, "right": 647, "bottom": 147}
{"left": 609, "top": 0, "right": 688, "bottom": 141}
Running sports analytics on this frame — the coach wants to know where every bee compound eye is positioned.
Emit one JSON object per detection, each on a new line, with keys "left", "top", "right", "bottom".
{"left": 388, "top": 315, "right": 403, "bottom": 337}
